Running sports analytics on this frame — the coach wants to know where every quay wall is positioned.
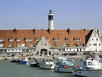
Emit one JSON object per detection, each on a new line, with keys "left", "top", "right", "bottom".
{"left": 0, "top": 51, "right": 102, "bottom": 60}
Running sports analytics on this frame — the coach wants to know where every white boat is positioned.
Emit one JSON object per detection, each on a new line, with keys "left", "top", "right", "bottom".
{"left": 54, "top": 57, "right": 75, "bottom": 73}
{"left": 30, "top": 58, "right": 39, "bottom": 67}
{"left": 39, "top": 59, "right": 55, "bottom": 70}
{"left": 73, "top": 53, "right": 102, "bottom": 77}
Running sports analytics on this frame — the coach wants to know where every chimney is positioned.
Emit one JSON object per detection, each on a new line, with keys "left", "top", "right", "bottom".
{"left": 13, "top": 28, "right": 17, "bottom": 33}
{"left": 32, "top": 29, "right": 36, "bottom": 35}
{"left": 67, "top": 28, "right": 70, "bottom": 34}
{"left": 47, "top": 29, "right": 50, "bottom": 33}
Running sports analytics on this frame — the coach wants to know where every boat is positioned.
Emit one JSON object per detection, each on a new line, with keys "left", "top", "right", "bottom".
{"left": 73, "top": 53, "right": 102, "bottom": 77}
{"left": 19, "top": 56, "right": 29, "bottom": 65}
{"left": 54, "top": 57, "right": 75, "bottom": 73}
{"left": 11, "top": 59, "right": 17, "bottom": 63}
{"left": 30, "top": 62, "right": 39, "bottom": 67}
{"left": 30, "top": 58, "right": 39, "bottom": 67}
{"left": 39, "top": 58, "right": 55, "bottom": 70}
{"left": 11, "top": 57, "right": 21, "bottom": 63}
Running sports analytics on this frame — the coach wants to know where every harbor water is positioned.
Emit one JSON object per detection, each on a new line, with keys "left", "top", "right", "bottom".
{"left": 0, "top": 60, "right": 102, "bottom": 77}
{"left": 0, "top": 60, "right": 74, "bottom": 77}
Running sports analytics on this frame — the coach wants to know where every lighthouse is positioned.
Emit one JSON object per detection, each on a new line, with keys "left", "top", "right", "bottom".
{"left": 48, "top": 9, "right": 54, "bottom": 30}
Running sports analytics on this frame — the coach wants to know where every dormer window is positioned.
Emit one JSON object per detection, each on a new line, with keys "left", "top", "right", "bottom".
{"left": 16, "top": 38, "right": 20, "bottom": 42}
{"left": 73, "top": 43, "right": 78, "bottom": 47}
{"left": 25, "top": 38, "right": 32, "bottom": 42}
{"left": 73, "top": 38, "right": 80, "bottom": 41}
{"left": 35, "top": 38, "right": 40, "bottom": 42}
{"left": 53, "top": 38, "right": 60, "bottom": 42}
{"left": 9, "top": 38, "right": 13, "bottom": 42}
{"left": 0, "top": 38, "right": 4, "bottom": 42}
{"left": 65, "top": 38, "right": 69, "bottom": 41}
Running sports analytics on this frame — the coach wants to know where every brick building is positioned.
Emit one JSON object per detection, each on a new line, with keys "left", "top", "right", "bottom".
{"left": 0, "top": 10, "right": 102, "bottom": 56}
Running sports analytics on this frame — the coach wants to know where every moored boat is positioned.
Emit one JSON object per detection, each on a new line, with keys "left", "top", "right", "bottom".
{"left": 39, "top": 58, "right": 55, "bottom": 70}
{"left": 19, "top": 56, "right": 29, "bottom": 65}
{"left": 11, "top": 59, "right": 17, "bottom": 63}
{"left": 30, "top": 58, "right": 39, "bottom": 67}
{"left": 73, "top": 53, "right": 102, "bottom": 77}
{"left": 54, "top": 57, "right": 75, "bottom": 73}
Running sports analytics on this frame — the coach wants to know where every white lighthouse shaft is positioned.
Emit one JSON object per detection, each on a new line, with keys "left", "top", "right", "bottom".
{"left": 48, "top": 9, "right": 54, "bottom": 30}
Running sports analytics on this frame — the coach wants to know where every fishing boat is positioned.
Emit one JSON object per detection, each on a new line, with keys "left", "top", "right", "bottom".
{"left": 54, "top": 57, "right": 75, "bottom": 73}
{"left": 39, "top": 58, "right": 55, "bottom": 70}
{"left": 73, "top": 53, "right": 102, "bottom": 77}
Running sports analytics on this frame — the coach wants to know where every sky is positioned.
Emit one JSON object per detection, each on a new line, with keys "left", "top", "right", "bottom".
{"left": 0, "top": 0, "right": 102, "bottom": 32}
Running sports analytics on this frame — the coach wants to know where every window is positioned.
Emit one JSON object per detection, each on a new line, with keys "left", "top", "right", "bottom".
{"left": 53, "top": 38, "right": 60, "bottom": 42}
{"left": 18, "top": 43, "right": 26, "bottom": 47}
{"left": 25, "top": 38, "right": 32, "bottom": 42}
{"left": 61, "top": 43, "right": 69, "bottom": 47}
{"left": 30, "top": 44, "right": 35, "bottom": 47}
{"left": 73, "top": 38, "right": 80, "bottom": 41}
{"left": 83, "top": 61, "right": 87, "bottom": 66}
{"left": 93, "top": 43, "right": 97, "bottom": 46}
{"left": 80, "top": 44, "right": 84, "bottom": 47}
{"left": 9, "top": 38, "right": 13, "bottom": 42}
{"left": 16, "top": 38, "right": 20, "bottom": 42}
{"left": 52, "top": 43, "right": 57, "bottom": 47}
{"left": 35, "top": 38, "right": 40, "bottom": 42}
{"left": 0, "top": 44, "right": 4, "bottom": 48}
{"left": 73, "top": 43, "right": 78, "bottom": 47}
{"left": 88, "top": 62, "right": 93, "bottom": 65}
{"left": 9, "top": 44, "right": 13, "bottom": 47}
{"left": 99, "top": 43, "right": 101, "bottom": 46}
{"left": 65, "top": 38, "right": 69, "bottom": 41}
{"left": 0, "top": 38, "right": 4, "bottom": 42}
{"left": 96, "top": 38, "right": 98, "bottom": 41}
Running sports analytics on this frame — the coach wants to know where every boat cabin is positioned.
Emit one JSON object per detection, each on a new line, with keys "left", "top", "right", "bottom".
{"left": 82, "top": 59, "right": 102, "bottom": 70}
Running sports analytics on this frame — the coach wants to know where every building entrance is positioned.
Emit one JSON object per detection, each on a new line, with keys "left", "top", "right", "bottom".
{"left": 40, "top": 49, "right": 47, "bottom": 56}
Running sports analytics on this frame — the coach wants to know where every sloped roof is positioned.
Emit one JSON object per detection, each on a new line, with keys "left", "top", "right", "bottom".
{"left": 0, "top": 29, "right": 93, "bottom": 47}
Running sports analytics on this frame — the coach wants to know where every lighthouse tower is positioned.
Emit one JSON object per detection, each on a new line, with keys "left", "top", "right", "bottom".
{"left": 48, "top": 9, "right": 54, "bottom": 30}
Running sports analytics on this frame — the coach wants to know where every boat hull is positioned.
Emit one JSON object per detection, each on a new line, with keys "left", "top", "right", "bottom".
{"left": 73, "top": 70, "right": 102, "bottom": 77}
{"left": 19, "top": 60, "right": 28, "bottom": 65}
{"left": 54, "top": 66, "right": 74, "bottom": 73}
{"left": 11, "top": 59, "right": 21, "bottom": 63}
{"left": 39, "top": 64, "right": 55, "bottom": 70}
{"left": 30, "top": 63, "right": 39, "bottom": 67}
{"left": 11, "top": 60, "right": 17, "bottom": 63}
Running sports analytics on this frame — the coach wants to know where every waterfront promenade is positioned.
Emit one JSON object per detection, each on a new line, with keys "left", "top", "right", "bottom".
{"left": 0, "top": 53, "right": 85, "bottom": 60}
{"left": 0, "top": 51, "right": 102, "bottom": 60}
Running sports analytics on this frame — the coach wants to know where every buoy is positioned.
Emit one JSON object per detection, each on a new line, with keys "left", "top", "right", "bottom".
{"left": 64, "top": 65, "right": 67, "bottom": 68}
